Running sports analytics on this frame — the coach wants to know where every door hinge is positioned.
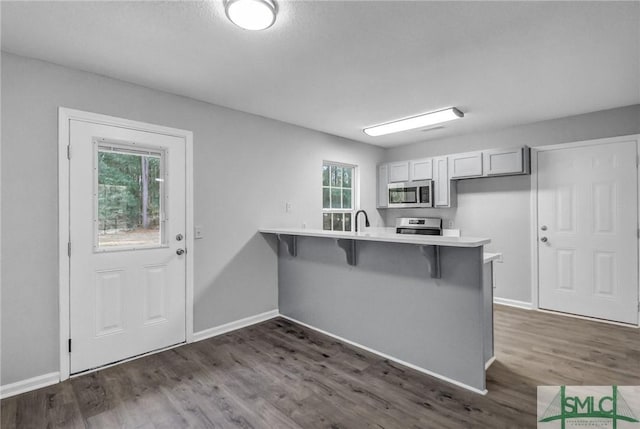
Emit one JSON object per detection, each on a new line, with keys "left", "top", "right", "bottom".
{"left": 67, "top": 145, "right": 71, "bottom": 160}
{"left": 68, "top": 339, "right": 72, "bottom": 353}
{"left": 68, "top": 241, "right": 71, "bottom": 257}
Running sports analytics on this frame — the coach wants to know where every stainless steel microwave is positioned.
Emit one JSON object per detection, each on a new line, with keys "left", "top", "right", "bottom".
{"left": 388, "top": 180, "right": 433, "bottom": 208}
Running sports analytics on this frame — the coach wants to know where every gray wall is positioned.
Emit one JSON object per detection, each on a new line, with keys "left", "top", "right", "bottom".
{"left": 383, "top": 105, "right": 640, "bottom": 304}
{"left": 0, "top": 52, "right": 385, "bottom": 385}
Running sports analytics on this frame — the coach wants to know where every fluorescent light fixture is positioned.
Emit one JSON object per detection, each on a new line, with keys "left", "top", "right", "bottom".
{"left": 363, "top": 107, "right": 464, "bottom": 137}
{"left": 225, "top": 0, "right": 277, "bottom": 31}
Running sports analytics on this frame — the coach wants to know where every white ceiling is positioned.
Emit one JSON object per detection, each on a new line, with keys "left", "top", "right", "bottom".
{"left": 2, "top": 1, "right": 639, "bottom": 147}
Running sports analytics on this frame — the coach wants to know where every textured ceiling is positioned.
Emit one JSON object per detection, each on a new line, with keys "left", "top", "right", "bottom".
{"left": 2, "top": 1, "right": 639, "bottom": 147}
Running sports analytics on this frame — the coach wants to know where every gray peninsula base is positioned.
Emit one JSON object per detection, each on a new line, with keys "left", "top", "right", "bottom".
{"left": 268, "top": 234, "right": 493, "bottom": 394}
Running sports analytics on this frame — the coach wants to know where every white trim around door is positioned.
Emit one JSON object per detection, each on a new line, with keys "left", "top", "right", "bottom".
{"left": 530, "top": 134, "right": 640, "bottom": 326}
{"left": 58, "top": 107, "right": 195, "bottom": 381}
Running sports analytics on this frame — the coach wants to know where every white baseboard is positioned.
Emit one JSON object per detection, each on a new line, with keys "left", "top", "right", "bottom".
{"left": 192, "top": 309, "right": 279, "bottom": 343}
{"left": 1, "top": 310, "right": 279, "bottom": 399}
{"left": 536, "top": 308, "right": 640, "bottom": 328}
{"left": 279, "top": 314, "right": 488, "bottom": 396}
{"left": 3, "top": 309, "right": 494, "bottom": 399}
{"left": 0, "top": 372, "right": 60, "bottom": 399}
{"left": 485, "top": 356, "right": 496, "bottom": 370}
{"left": 493, "top": 297, "right": 533, "bottom": 310}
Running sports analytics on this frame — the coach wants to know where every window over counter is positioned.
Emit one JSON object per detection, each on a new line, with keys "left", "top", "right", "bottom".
{"left": 322, "top": 161, "right": 356, "bottom": 231}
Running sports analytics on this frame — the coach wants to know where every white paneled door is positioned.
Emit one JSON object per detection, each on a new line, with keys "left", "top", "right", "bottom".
{"left": 69, "top": 119, "right": 187, "bottom": 374}
{"left": 538, "top": 140, "right": 638, "bottom": 324}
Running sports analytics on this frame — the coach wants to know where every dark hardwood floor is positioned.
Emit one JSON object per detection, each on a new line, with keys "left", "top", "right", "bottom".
{"left": 2, "top": 305, "right": 639, "bottom": 428}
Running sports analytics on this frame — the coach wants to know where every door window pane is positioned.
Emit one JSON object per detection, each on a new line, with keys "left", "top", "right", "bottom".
{"left": 343, "top": 167, "right": 352, "bottom": 188}
{"left": 322, "top": 187, "right": 330, "bottom": 208}
{"left": 323, "top": 213, "right": 332, "bottom": 230}
{"left": 96, "top": 146, "right": 164, "bottom": 249}
{"left": 342, "top": 189, "right": 352, "bottom": 209}
{"left": 344, "top": 213, "right": 352, "bottom": 231}
{"left": 331, "top": 188, "right": 342, "bottom": 209}
{"left": 331, "top": 165, "right": 344, "bottom": 187}
{"left": 322, "top": 165, "right": 330, "bottom": 186}
{"left": 332, "top": 213, "right": 344, "bottom": 231}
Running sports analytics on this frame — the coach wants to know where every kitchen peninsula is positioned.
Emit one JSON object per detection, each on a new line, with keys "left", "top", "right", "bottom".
{"left": 260, "top": 227, "right": 496, "bottom": 394}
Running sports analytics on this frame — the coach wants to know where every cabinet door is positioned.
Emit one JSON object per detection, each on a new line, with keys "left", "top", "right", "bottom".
{"left": 483, "top": 147, "right": 525, "bottom": 176}
{"left": 388, "top": 161, "right": 410, "bottom": 183}
{"left": 449, "top": 151, "right": 483, "bottom": 179}
{"left": 410, "top": 158, "right": 432, "bottom": 181}
{"left": 377, "top": 164, "right": 389, "bottom": 208}
{"left": 434, "top": 156, "right": 450, "bottom": 207}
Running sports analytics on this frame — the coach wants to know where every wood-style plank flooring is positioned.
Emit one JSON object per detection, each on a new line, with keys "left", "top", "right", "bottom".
{"left": 2, "top": 305, "right": 639, "bottom": 428}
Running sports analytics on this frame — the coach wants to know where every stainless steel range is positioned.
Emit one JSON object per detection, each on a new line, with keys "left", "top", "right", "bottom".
{"left": 395, "top": 217, "right": 442, "bottom": 235}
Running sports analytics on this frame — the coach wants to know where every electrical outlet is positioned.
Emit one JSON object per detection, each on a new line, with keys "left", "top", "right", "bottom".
{"left": 194, "top": 225, "right": 204, "bottom": 239}
{"left": 447, "top": 220, "right": 454, "bottom": 228}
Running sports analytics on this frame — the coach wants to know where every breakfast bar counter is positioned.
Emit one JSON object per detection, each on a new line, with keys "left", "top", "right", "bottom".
{"left": 260, "top": 227, "right": 494, "bottom": 394}
{"left": 258, "top": 227, "right": 490, "bottom": 247}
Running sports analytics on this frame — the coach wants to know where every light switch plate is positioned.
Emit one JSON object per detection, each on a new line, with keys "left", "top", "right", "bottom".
{"left": 194, "top": 225, "right": 204, "bottom": 239}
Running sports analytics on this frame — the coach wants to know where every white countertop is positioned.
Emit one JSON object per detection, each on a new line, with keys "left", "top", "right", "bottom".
{"left": 484, "top": 252, "right": 502, "bottom": 264}
{"left": 259, "top": 227, "right": 490, "bottom": 248}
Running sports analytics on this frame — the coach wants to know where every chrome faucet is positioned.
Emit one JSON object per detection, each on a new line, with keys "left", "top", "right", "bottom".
{"left": 354, "top": 210, "right": 370, "bottom": 232}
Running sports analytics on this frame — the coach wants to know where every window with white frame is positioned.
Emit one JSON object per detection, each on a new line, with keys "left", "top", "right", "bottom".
{"left": 322, "top": 161, "right": 356, "bottom": 231}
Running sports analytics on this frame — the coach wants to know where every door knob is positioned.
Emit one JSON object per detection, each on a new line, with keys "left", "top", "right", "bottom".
{"left": 176, "top": 248, "right": 185, "bottom": 255}
{"left": 540, "top": 237, "right": 548, "bottom": 243}
{"left": 540, "top": 225, "right": 547, "bottom": 231}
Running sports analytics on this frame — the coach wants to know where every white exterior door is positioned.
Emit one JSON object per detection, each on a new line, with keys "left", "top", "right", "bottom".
{"left": 69, "top": 119, "right": 187, "bottom": 374}
{"left": 537, "top": 140, "right": 638, "bottom": 324}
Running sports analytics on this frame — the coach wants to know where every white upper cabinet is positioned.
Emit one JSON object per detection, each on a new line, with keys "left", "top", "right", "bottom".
{"left": 377, "top": 164, "right": 389, "bottom": 208}
{"left": 375, "top": 146, "right": 528, "bottom": 209}
{"left": 483, "top": 147, "right": 529, "bottom": 176}
{"left": 449, "top": 151, "right": 483, "bottom": 179}
{"left": 434, "top": 156, "right": 455, "bottom": 207}
{"left": 410, "top": 158, "right": 433, "bottom": 181}
{"left": 388, "top": 161, "right": 410, "bottom": 183}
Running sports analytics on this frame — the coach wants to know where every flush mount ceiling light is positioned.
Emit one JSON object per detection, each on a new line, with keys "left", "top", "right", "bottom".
{"left": 363, "top": 107, "right": 464, "bottom": 137}
{"left": 225, "top": 0, "right": 277, "bottom": 31}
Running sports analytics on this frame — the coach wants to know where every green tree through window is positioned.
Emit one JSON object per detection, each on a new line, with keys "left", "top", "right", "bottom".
{"left": 97, "top": 148, "right": 163, "bottom": 248}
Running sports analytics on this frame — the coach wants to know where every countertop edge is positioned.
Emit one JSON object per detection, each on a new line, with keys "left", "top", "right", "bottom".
{"left": 483, "top": 252, "right": 502, "bottom": 264}
{"left": 259, "top": 228, "right": 491, "bottom": 248}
